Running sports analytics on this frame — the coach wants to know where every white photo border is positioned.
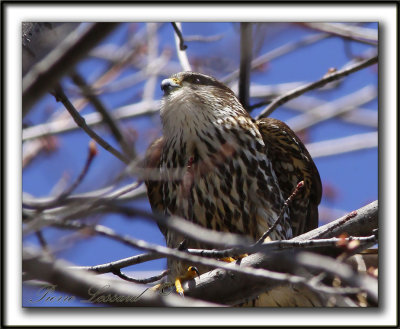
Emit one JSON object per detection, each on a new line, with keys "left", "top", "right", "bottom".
{"left": 4, "top": 2, "right": 397, "bottom": 327}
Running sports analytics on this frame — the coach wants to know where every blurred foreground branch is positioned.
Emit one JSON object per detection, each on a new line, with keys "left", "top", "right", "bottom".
{"left": 257, "top": 54, "right": 378, "bottom": 119}
{"left": 23, "top": 23, "right": 119, "bottom": 113}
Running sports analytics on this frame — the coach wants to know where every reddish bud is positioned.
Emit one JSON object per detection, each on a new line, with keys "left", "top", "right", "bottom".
{"left": 348, "top": 210, "right": 358, "bottom": 218}
{"left": 89, "top": 140, "right": 98, "bottom": 157}
{"left": 336, "top": 233, "right": 348, "bottom": 247}
{"left": 347, "top": 240, "right": 360, "bottom": 251}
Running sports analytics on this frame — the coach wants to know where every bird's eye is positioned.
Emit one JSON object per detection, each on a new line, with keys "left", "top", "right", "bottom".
{"left": 194, "top": 78, "right": 201, "bottom": 84}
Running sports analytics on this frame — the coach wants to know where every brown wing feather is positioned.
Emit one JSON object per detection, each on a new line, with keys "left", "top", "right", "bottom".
{"left": 257, "top": 118, "right": 322, "bottom": 236}
{"left": 142, "top": 137, "right": 167, "bottom": 237}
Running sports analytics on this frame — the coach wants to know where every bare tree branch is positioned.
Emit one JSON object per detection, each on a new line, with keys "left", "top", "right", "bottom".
{"left": 283, "top": 93, "right": 378, "bottom": 128}
{"left": 256, "top": 54, "right": 378, "bottom": 119}
{"left": 72, "top": 252, "right": 163, "bottom": 274}
{"left": 222, "top": 32, "right": 330, "bottom": 85}
{"left": 307, "top": 132, "right": 377, "bottom": 159}
{"left": 111, "top": 269, "right": 169, "bottom": 284}
{"left": 182, "top": 201, "right": 377, "bottom": 304}
{"left": 23, "top": 23, "right": 119, "bottom": 113}
{"left": 70, "top": 71, "right": 136, "bottom": 160}
{"left": 286, "top": 85, "right": 377, "bottom": 132}
{"left": 22, "top": 100, "right": 160, "bottom": 142}
{"left": 23, "top": 248, "right": 219, "bottom": 307}
{"left": 52, "top": 84, "right": 130, "bottom": 164}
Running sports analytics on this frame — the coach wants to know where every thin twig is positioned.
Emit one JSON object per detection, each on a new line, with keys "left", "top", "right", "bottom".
{"left": 70, "top": 70, "right": 136, "bottom": 160}
{"left": 184, "top": 34, "right": 224, "bottom": 43}
{"left": 297, "top": 251, "right": 378, "bottom": 303}
{"left": 222, "top": 32, "right": 330, "bottom": 85}
{"left": 172, "top": 22, "right": 191, "bottom": 71}
{"left": 72, "top": 252, "right": 163, "bottom": 274}
{"left": 302, "top": 23, "right": 378, "bottom": 45}
{"left": 239, "top": 22, "right": 252, "bottom": 110}
{"left": 58, "top": 141, "right": 97, "bottom": 197}
{"left": 255, "top": 181, "right": 304, "bottom": 245}
{"left": 34, "top": 141, "right": 98, "bottom": 210}
{"left": 171, "top": 22, "right": 188, "bottom": 50}
{"left": 35, "top": 230, "right": 50, "bottom": 253}
{"left": 22, "top": 100, "right": 160, "bottom": 142}
{"left": 307, "top": 132, "right": 377, "bottom": 159}
{"left": 23, "top": 181, "right": 145, "bottom": 210}
{"left": 286, "top": 85, "right": 377, "bottom": 133}
{"left": 282, "top": 93, "right": 378, "bottom": 128}
{"left": 111, "top": 269, "right": 169, "bottom": 284}
{"left": 256, "top": 54, "right": 378, "bottom": 119}
{"left": 52, "top": 84, "right": 130, "bottom": 164}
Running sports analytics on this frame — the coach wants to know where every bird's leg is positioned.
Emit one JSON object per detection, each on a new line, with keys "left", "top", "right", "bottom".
{"left": 175, "top": 266, "right": 200, "bottom": 297}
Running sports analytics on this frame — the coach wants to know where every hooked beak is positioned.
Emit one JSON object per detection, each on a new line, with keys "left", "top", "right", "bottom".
{"left": 161, "top": 78, "right": 181, "bottom": 96}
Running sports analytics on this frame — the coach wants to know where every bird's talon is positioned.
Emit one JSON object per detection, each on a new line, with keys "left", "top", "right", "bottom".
{"left": 220, "top": 257, "right": 236, "bottom": 263}
{"left": 220, "top": 254, "right": 248, "bottom": 263}
{"left": 174, "top": 266, "right": 200, "bottom": 296}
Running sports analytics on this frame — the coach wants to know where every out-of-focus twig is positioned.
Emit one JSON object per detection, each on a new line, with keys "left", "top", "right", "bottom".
{"left": 302, "top": 23, "right": 378, "bottom": 45}
{"left": 23, "top": 181, "right": 145, "bottom": 210}
{"left": 23, "top": 247, "right": 218, "bottom": 307}
{"left": 143, "top": 23, "right": 160, "bottom": 102}
{"left": 22, "top": 100, "right": 160, "bottom": 142}
{"left": 70, "top": 71, "right": 136, "bottom": 160}
{"left": 186, "top": 234, "right": 377, "bottom": 259}
{"left": 23, "top": 23, "right": 119, "bottom": 113}
{"left": 283, "top": 95, "right": 378, "bottom": 128}
{"left": 297, "top": 252, "right": 378, "bottom": 302}
{"left": 306, "top": 132, "right": 377, "bottom": 159}
{"left": 239, "top": 22, "right": 252, "bottom": 110}
{"left": 222, "top": 32, "right": 330, "bottom": 84}
{"left": 184, "top": 34, "right": 224, "bottom": 43}
{"left": 256, "top": 54, "right": 378, "bottom": 119}
{"left": 37, "top": 219, "right": 364, "bottom": 299}
{"left": 286, "top": 85, "right": 377, "bottom": 132}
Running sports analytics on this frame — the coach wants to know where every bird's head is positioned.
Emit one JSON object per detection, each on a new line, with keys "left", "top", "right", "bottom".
{"left": 159, "top": 72, "right": 247, "bottom": 139}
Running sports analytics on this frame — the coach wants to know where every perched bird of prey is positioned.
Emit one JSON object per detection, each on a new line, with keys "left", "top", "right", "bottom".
{"left": 144, "top": 71, "right": 322, "bottom": 306}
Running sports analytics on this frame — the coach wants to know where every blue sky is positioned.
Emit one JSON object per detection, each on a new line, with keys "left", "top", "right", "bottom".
{"left": 22, "top": 22, "right": 378, "bottom": 307}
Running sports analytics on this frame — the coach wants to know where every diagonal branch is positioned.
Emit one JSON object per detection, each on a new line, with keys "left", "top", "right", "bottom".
{"left": 70, "top": 71, "right": 136, "bottom": 160}
{"left": 23, "top": 23, "right": 119, "bottom": 113}
{"left": 256, "top": 54, "right": 378, "bottom": 119}
{"left": 23, "top": 248, "right": 218, "bottom": 307}
{"left": 52, "top": 84, "right": 130, "bottom": 164}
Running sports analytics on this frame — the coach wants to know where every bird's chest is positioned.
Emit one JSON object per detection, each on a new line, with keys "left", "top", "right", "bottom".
{"left": 159, "top": 130, "right": 290, "bottom": 241}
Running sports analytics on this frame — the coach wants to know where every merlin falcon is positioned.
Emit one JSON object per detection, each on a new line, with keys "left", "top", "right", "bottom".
{"left": 144, "top": 71, "right": 322, "bottom": 306}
